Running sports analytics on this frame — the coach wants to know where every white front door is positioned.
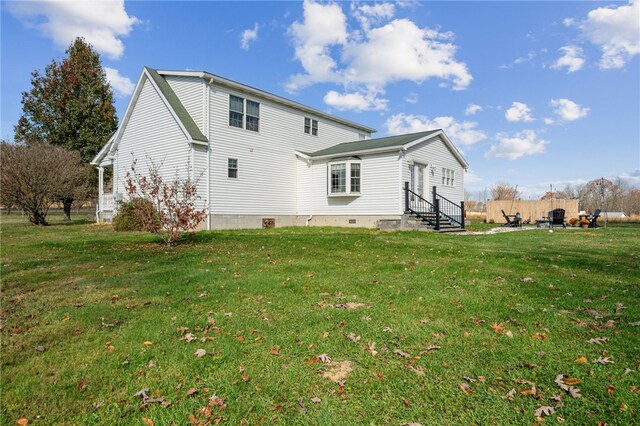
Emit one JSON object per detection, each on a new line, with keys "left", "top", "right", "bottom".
{"left": 410, "top": 163, "right": 426, "bottom": 198}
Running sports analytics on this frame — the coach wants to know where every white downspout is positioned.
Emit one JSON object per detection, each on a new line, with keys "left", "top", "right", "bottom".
{"left": 97, "top": 166, "right": 104, "bottom": 222}
{"left": 205, "top": 77, "right": 212, "bottom": 230}
{"left": 305, "top": 215, "right": 313, "bottom": 226}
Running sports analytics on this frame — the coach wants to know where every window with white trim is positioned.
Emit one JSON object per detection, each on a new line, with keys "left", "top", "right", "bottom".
{"left": 328, "top": 158, "right": 361, "bottom": 195}
{"left": 304, "top": 117, "right": 318, "bottom": 136}
{"left": 228, "top": 158, "right": 238, "bottom": 178}
{"left": 442, "top": 167, "right": 455, "bottom": 187}
{"left": 229, "top": 95, "right": 259, "bottom": 132}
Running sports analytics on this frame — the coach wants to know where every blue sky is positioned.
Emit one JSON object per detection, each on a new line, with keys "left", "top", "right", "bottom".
{"left": 2, "top": 0, "right": 639, "bottom": 198}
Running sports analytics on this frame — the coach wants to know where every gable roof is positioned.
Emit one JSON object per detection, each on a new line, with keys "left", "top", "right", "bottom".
{"left": 156, "top": 69, "right": 377, "bottom": 134}
{"left": 300, "top": 130, "right": 469, "bottom": 169}
{"left": 144, "top": 67, "right": 208, "bottom": 143}
{"left": 92, "top": 67, "right": 208, "bottom": 165}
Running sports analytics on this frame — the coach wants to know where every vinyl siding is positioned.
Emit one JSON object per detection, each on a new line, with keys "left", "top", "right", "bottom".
{"left": 402, "top": 135, "right": 465, "bottom": 204}
{"left": 208, "top": 85, "right": 367, "bottom": 215}
{"left": 114, "top": 77, "right": 192, "bottom": 198}
{"left": 296, "top": 156, "right": 312, "bottom": 215}
{"left": 164, "top": 76, "right": 204, "bottom": 133}
{"left": 308, "top": 152, "right": 401, "bottom": 215}
{"left": 192, "top": 144, "right": 209, "bottom": 211}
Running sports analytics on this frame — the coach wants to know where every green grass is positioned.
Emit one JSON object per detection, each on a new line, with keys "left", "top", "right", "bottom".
{"left": 1, "top": 214, "right": 639, "bottom": 425}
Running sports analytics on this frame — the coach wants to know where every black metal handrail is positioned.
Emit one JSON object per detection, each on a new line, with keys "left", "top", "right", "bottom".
{"left": 403, "top": 182, "right": 465, "bottom": 230}
{"left": 432, "top": 187, "right": 465, "bottom": 228}
{"left": 404, "top": 182, "right": 438, "bottom": 228}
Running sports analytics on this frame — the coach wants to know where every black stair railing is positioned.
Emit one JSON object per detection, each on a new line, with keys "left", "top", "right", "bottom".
{"left": 403, "top": 182, "right": 465, "bottom": 230}
{"left": 432, "top": 186, "right": 465, "bottom": 229}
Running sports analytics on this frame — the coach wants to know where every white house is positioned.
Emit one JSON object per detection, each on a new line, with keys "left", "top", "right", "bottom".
{"left": 92, "top": 67, "right": 469, "bottom": 231}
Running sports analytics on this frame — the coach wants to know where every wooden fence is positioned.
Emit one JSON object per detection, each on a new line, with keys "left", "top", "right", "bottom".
{"left": 486, "top": 199, "right": 579, "bottom": 224}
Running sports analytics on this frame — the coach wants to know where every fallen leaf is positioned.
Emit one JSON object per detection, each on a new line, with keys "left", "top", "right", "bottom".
{"left": 297, "top": 397, "right": 307, "bottom": 413}
{"left": 491, "top": 322, "right": 505, "bottom": 334}
{"left": 322, "top": 331, "right": 329, "bottom": 338}
{"left": 505, "top": 330, "right": 514, "bottom": 338}
{"left": 186, "top": 388, "right": 198, "bottom": 397}
{"left": 520, "top": 386, "right": 537, "bottom": 396}
{"left": 575, "top": 356, "right": 588, "bottom": 364}
{"left": 568, "top": 387, "right": 582, "bottom": 398}
{"left": 629, "top": 321, "right": 640, "bottom": 326}
{"left": 607, "top": 385, "right": 615, "bottom": 395}
{"left": 34, "top": 346, "right": 45, "bottom": 352}
{"left": 134, "top": 388, "right": 150, "bottom": 400}
{"left": 535, "top": 406, "right": 555, "bottom": 417}
{"left": 270, "top": 347, "right": 280, "bottom": 356}
{"left": 143, "top": 341, "right": 153, "bottom": 346}
{"left": 311, "top": 397, "right": 321, "bottom": 404}
{"left": 317, "top": 353, "right": 331, "bottom": 363}
{"left": 593, "top": 356, "right": 614, "bottom": 365}
{"left": 564, "top": 377, "right": 582, "bottom": 385}
{"left": 182, "top": 333, "right": 196, "bottom": 342}
{"left": 142, "top": 418, "right": 154, "bottom": 426}
{"left": 502, "top": 388, "right": 516, "bottom": 400}
{"left": 393, "top": 349, "right": 412, "bottom": 359}
{"left": 531, "top": 333, "right": 547, "bottom": 340}
{"left": 364, "top": 342, "right": 378, "bottom": 356}
{"left": 346, "top": 332, "right": 360, "bottom": 342}
{"left": 458, "top": 383, "right": 473, "bottom": 394}
{"left": 194, "top": 349, "right": 207, "bottom": 358}
{"left": 586, "top": 337, "right": 609, "bottom": 345}
{"left": 16, "top": 419, "right": 28, "bottom": 426}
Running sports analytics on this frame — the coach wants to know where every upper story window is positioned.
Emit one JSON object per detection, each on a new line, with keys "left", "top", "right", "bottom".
{"left": 442, "top": 167, "right": 455, "bottom": 187}
{"left": 328, "top": 158, "right": 361, "bottom": 196}
{"left": 229, "top": 95, "right": 260, "bottom": 132}
{"left": 304, "top": 117, "right": 318, "bottom": 136}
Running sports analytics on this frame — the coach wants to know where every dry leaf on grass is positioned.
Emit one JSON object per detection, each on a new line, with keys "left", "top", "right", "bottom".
{"left": 458, "top": 383, "right": 473, "bottom": 394}
{"left": 142, "top": 418, "right": 154, "bottom": 426}
{"left": 297, "top": 397, "right": 307, "bottom": 413}
{"left": 393, "top": 349, "right": 412, "bottom": 359}
{"left": 586, "top": 337, "right": 609, "bottom": 344}
{"left": 346, "top": 332, "right": 360, "bottom": 342}
{"left": 535, "top": 406, "right": 555, "bottom": 417}
{"left": 593, "top": 356, "right": 614, "bottom": 365}
{"left": 194, "top": 349, "right": 207, "bottom": 358}
{"left": 311, "top": 397, "right": 321, "bottom": 404}
{"left": 491, "top": 322, "right": 505, "bottom": 334}
{"left": 502, "top": 388, "right": 516, "bottom": 400}
{"left": 186, "top": 388, "right": 198, "bottom": 397}
{"left": 575, "top": 356, "right": 588, "bottom": 364}
{"left": 182, "top": 333, "right": 196, "bottom": 342}
{"left": 364, "top": 342, "right": 378, "bottom": 356}
{"left": 317, "top": 354, "right": 331, "bottom": 363}
{"left": 143, "top": 341, "right": 153, "bottom": 346}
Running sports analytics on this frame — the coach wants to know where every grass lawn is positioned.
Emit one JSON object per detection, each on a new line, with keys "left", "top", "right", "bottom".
{"left": 1, "top": 215, "right": 639, "bottom": 425}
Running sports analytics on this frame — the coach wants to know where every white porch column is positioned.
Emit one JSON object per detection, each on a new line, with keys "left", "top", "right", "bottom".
{"left": 98, "top": 166, "right": 104, "bottom": 210}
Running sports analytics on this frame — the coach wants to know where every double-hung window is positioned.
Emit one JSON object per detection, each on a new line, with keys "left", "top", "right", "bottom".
{"left": 229, "top": 95, "right": 260, "bottom": 132}
{"left": 304, "top": 117, "right": 318, "bottom": 136}
{"left": 442, "top": 168, "right": 455, "bottom": 187}
{"left": 228, "top": 158, "right": 238, "bottom": 179}
{"left": 328, "top": 158, "right": 361, "bottom": 196}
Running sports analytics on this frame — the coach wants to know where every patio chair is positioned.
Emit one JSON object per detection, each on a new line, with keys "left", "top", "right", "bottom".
{"left": 589, "top": 209, "right": 601, "bottom": 228}
{"left": 548, "top": 208, "right": 566, "bottom": 228}
{"left": 501, "top": 209, "right": 522, "bottom": 227}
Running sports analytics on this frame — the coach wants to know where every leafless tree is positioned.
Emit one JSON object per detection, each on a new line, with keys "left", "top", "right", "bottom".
{"left": 0, "top": 142, "right": 92, "bottom": 225}
{"left": 490, "top": 182, "right": 520, "bottom": 200}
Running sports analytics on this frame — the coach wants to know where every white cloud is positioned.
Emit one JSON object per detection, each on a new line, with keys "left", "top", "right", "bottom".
{"left": 544, "top": 117, "right": 555, "bottom": 125}
{"left": 465, "top": 103, "right": 483, "bottom": 115}
{"left": 324, "top": 90, "right": 388, "bottom": 112}
{"left": 352, "top": 2, "right": 395, "bottom": 31}
{"left": 580, "top": 0, "right": 640, "bottom": 69}
{"left": 104, "top": 67, "right": 134, "bottom": 97}
{"left": 551, "top": 46, "right": 585, "bottom": 73}
{"left": 563, "top": 18, "right": 575, "bottom": 27}
{"left": 8, "top": 0, "right": 139, "bottom": 60}
{"left": 385, "top": 113, "right": 486, "bottom": 147}
{"left": 505, "top": 102, "right": 534, "bottom": 122}
{"left": 500, "top": 51, "right": 535, "bottom": 69}
{"left": 240, "top": 23, "right": 259, "bottom": 50}
{"left": 549, "top": 98, "right": 589, "bottom": 122}
{"left": 287, "top": 0, "right": 472, "bottom": 111}
{"left": 404, "top": 92, "right": 419, "bottom": 104}
{"left": 485, "top": 130, "right": 548, "bottom": 160}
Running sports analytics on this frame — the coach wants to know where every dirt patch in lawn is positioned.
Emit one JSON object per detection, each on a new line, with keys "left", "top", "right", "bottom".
{"left": 320, "top": 360, "right": 353, "bottom": 383}
{"left": 334, "top": 302, "right": 368, "bottom": 309}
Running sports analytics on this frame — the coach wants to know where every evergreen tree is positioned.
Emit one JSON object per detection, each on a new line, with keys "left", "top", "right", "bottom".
{"left": 15, "top": 37, "right": 118, "bottom": 220}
